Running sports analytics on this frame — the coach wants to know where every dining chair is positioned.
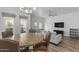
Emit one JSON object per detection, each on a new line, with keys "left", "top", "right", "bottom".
{"left": 0, "top": 39, "right": 19, "bottom": 52}
{"left": 2, "top": 31, "right": 13, "bottom": 38}
{"left": 0, "top": 32, "right": 2, "bottom": 39}
{"left": 29, "top": 29, "right": 36, "bottom": 33}
{"left": 34, "top": 31, "right": 51, "bottom": 51}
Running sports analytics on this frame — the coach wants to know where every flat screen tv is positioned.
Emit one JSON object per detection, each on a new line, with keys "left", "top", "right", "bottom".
{"left": 54, "top": 22, "right": 64, "bottom": 28}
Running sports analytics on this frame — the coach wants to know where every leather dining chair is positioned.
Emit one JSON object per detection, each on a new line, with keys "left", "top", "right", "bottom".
{"left": 0, "top": 39, "right": 19, "bottom": 52}
{"left": 0, "top": 32, "right": 2, "bottom": 39}
{"left": 34, "top": 31, "right": 51, "bottom": 51}
{"left": 2, "top": 31, "right": 13, "bottom": 38}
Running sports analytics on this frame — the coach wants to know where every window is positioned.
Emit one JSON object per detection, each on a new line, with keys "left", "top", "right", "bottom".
{"left": 34, "top": 22, "right": 43, "bottom": 30}
{"left": 34, "top": 22, "right": 38, "bottom": 30}
{"left": 3, "top": 17, "right": 14, "bottom": 32}
{"left": 20, "top": 18, "right": 27, "bottom": 33}
{"left": 34, "top": 22, "right": 38, "bottom": 27}
{"left": 39, "top": 22, "right": 42, "bottom": 29}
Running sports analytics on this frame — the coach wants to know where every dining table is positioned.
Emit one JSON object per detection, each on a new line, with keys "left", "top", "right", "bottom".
{"left": 3, "top": 33, "right": 44, "bottom": 50}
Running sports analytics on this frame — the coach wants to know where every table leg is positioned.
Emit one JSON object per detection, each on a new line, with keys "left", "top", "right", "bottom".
{"left": 25, "top": 47, "right": 29, "bottom": 52}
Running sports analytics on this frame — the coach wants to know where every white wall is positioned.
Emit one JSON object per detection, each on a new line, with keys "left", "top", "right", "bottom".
{"left": 0, "top": 7, "right": 30, "bottom": 36}
{"left": 45, "top": 12, "right": 79, "bottom": 36}
{"left": 31, "top": 15, "right": 45, "bottom": 30}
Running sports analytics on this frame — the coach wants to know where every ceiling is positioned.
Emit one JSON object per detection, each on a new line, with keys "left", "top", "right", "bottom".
{"left": 32, "top": 7, "right": 79, "bottom": 17}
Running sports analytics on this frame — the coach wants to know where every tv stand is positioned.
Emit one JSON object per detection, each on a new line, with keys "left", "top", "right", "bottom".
{"left": 54, "top": 30, "right": 64, "bottom": 36}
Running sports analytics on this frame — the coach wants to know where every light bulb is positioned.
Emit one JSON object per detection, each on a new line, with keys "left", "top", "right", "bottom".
{"left": 20, "top": 7, "right": 24, "bottom": 11}
{"left": 33, "top": 7, "right": 36, "bottom": 10}
{"left": 25, "top": 10, "right": 28, "bottom": 13}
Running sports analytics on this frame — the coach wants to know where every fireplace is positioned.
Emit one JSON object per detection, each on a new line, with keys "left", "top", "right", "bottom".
{"left": 54, "top": 30, "right": 64, "bottom": 36}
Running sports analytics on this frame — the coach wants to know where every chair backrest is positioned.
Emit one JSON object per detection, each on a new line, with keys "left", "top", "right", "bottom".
{"left": 0, "top": 39, "right": 19, "bottom": 52}
{"left": 46, "top": 31, "right": 51, "bottom": 42}
{"left": 42, "top": 31, "right": 47, "bottom": 40}
{"left": 29, "top": 29, "right": 36, "bottom": 33}
{"left": 44, "top": 31, "right": 51, "bottom": 44}
{"left": 0, "top": 32, "right": 2, "bottom": 39}
{"left": 2, "top": 31, "right": 13, "bottom": 38}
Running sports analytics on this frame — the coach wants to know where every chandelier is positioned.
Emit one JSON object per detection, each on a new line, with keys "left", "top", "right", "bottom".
{"left": 49, "top": 9, "right": 57, "bottom": 17}
{"left": 20, "top": 7, "right": 36, "bottom": 14}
